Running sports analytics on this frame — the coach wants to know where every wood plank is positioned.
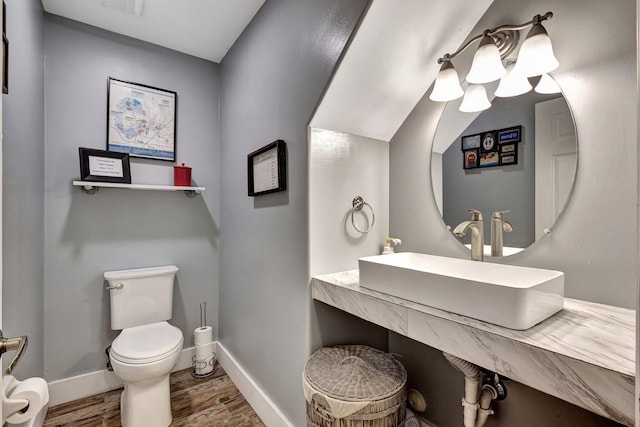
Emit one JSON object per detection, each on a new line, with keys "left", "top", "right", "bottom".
{"left": 43, "top": 366, "right": 264, "bottom": 426}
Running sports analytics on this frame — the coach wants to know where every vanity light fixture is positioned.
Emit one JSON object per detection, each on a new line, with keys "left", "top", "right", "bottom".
{"left": 459, "top": 84, "right": 491, "bottom": 113}
{"left": 429, "top": 12, "right": 557, "bottom": 110}
{"left": 495, "top": 61, "right": 533, "bottom": 98}
{"left": 534, "top": 73, "right": 562, "bottom": 94}
{"left": 512, "top": 14, "right": 559, "bottom": 77}
{"left": 429, "top": 60, "right": 465, "bottom": 102}
{"left": 465, "top": 33, "right": 507, "bottom": 84}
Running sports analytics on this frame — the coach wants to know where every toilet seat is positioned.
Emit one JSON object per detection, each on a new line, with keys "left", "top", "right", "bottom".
{"left": 111, "top": 321, "right": 183, "bottom": 364}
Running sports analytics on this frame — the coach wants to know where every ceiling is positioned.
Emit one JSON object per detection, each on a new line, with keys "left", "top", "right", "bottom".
{"left": 41, "top": 0, "right": 265, "bottom": 63}
{"left": 310, "top": 0, "right": 493, "bottom": 142}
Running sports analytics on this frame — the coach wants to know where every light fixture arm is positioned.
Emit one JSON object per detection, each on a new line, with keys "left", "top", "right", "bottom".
{"left": 437, "top": 12, "right": 553, "bottom": 64}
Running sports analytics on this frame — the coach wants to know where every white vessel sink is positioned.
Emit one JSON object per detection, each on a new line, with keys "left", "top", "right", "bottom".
{"left": 358, "top": 252, "right": 564, "bottom": 330}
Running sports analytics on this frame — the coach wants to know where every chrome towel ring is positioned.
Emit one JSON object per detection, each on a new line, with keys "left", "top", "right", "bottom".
{"left": 351, "top": 196, "right": 375, "bottom": 234}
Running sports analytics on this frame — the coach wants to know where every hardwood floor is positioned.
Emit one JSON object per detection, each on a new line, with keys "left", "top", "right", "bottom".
{"left": 43, "top": 365, "right": 265, "bottom": 426}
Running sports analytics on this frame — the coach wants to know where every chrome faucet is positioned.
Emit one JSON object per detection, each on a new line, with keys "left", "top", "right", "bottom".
{"left": 453, "top": 209, "right": 484, "bottom": 261}
{"left": 491, "top": 210, "right": 514, "bottom": 257}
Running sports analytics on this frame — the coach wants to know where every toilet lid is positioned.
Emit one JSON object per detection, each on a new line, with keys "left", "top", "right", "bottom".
{"left": 111, "top": 321, "right": 183, "bottom": 364}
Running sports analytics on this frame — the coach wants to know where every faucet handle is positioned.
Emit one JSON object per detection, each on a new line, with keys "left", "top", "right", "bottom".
{"left": 467, "top": 209, "right": 483, "bottom": 221}
{"left": 503, "top": 220, "right": 514, "bottom": 233}
{"left": 491, "top": 210, "right": 510, "bottom": 219}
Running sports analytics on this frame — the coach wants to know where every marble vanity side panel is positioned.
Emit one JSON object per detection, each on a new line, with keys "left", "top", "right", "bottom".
{"left": 407, "top": 309, "right": 634, "bottom": 426}
{"left": 311, "top": 279, "right": 408, "bottom": 335}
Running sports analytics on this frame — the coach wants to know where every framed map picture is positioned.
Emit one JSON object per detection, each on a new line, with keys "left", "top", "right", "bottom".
{"left": 107, "top": 77, "right": 177, "bottom": 162}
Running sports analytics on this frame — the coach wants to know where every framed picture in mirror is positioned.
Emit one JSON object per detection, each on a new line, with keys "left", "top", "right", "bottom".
{"left": 498, "top": 126, "right": 522, "bottom": 144}
{"left": 463, "top": 150, "right": 479, "bottom": 169}
{"left": 461, "top": 134, "right": 481, "bottom": 150}
{"left": 479, "top": 151, "right": 499, "bottom": 167}
{"left": 500, "top": 143, "right": 518, "bottom": 165}
{"left": 480, "top": 131, "right": 497, "bottom": 153}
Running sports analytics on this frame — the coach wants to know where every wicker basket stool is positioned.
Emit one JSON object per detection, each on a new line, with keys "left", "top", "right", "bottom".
{"left": 303, "top": 345, "right": 407, "bottom": 427}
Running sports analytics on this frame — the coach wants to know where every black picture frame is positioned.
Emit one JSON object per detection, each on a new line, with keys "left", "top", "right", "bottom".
{"left": 463, "top": 149, "right": 479, "bottom": 169}
{"left": 79, "top": 147, "right": 131, "bottom": 184}
{"left": 2, "top": 35, "right": 7, "bottom": 95}
{"left": 461, "top": 125, "right": 522, "bottom": 169}
{"left": 461, "top": 134, "right": 481, "bottom": 151}
{"left": 247, "top": 140, "right": 287, "bottom": 197}
{"left": 500, "top": 143, "right": 519, "bottom": 165}
{"left": 479, "top": 151, "right": 500, "bottom": 167}
{"left": 106, "top": 77, "right": 177, "bottom": 162}
{"left": 2, "top": 1, "right": 7, "bottom": 95}
{"left": 480, "top": 131, "right": 498, "bottom": 153}
{"left": 498, "top": 125, "right": 522, "bottom": 144}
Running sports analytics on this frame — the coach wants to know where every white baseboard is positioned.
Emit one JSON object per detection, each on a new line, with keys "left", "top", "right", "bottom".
{"left": 216, "top": 342, "right": 294, "bottom": 427}
{"left": 47, "top": 342, "right": 293, "bottom": 427}
{"left": 48, "top": 345, "right": 200, "bottom": 407}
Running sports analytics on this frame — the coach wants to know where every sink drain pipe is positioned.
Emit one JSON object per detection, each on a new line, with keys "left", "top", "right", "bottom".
{"left": 443, "top": 352, "right": 500, "bottom": 427}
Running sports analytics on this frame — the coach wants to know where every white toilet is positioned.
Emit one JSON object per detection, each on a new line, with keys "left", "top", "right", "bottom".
{"left": 105, "top": 265, "right": 184, "bottom": 427}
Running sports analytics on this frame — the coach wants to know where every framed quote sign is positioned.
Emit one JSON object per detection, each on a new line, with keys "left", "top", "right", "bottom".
{"left": 247, "top": 140, "right": 287, "bottom": 197}
{"left": 79, "top": 147, "right": 131, "bottom": 184}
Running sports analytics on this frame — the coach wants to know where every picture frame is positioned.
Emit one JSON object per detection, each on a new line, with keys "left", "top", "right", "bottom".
{"left": 2, "top": 34, "right": 7, "bottom": 95}
{"left": 480, "top": 131, "right": 498, "bottom": 153}
{"left": 248, "top": 140, "right": 287, "bottom": 196}
{"left": 106, "top": 77, "right": 177, "bottom": 162}
{"left": 461, "top": 134, "right": 481, "bottom": 150}
{"left": 500, "top": 143, "right": 517, "bottom": 154}
{"left": 463, "top": 149, "right": 479, "bottom": 169}
{"left": 79, "top": 147, "right": 131, "bottom": 184}
{"left": 2, "top": 1, "right": 7, "bottom": 95}
{"left": 500, "top": 154, "right": 517, "bottom": 165}
{"left": 498, "top": 125, "right": 522, "bottom": 144}
{"left": 461, "top": 125, "right": 522, "bottom": 169}
{"left": 479, "top": 151, "right": 500, "bottom": 167}
{"left": 500, "top": 144, "right": 519, "bottom": 165}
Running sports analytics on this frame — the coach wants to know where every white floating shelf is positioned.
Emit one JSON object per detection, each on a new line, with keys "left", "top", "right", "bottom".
{"left": 72, "top": 181, "right": 205, "bottom": 197}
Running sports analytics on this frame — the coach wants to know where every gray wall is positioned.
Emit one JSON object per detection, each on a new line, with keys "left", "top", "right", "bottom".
{"left": 218, "top": 0, "right": 368, "bottom": 424}
{"left": 442, "top": 93, "right": 561, "bottom": 248}
{"left": 43, "top": 15, "right": 220, "bottom": 380}
{"left": 2, "top": 0, "right": 45, "bottom": 378}
{"left": 388, "top": 0, "right": 634, "bottom": 425}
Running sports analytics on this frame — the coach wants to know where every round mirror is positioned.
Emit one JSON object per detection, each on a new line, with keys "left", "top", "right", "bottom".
{"left": 430, "top": 79, "right": 577, "bottom": 256}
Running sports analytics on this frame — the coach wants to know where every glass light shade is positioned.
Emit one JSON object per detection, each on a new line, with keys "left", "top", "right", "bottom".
{"left": 535, "top": 73, "right": 561, "bottom": 94}
{"left": 459, "top": 84, "right": 491, "bottom": 113}
{"left": 429, "top": 61, "right": 464, "bottom": 102}
{"left": 512, "top": 23, "right": 559, "bottom": 77}
{"left": 495, "top": 62, "right": 533, "bottom": 97}
{"left": 466, "top": 35, "right": 506, "bottom": 84}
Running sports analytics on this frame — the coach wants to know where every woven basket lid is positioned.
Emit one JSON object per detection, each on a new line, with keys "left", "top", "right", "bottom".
{"left": 304, "top": 345, "right": 406, "bottom": 402}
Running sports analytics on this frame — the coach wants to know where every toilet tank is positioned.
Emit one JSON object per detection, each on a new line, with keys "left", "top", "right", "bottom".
{"left": 105, "top": 265, "right": 179, "bottom": 330}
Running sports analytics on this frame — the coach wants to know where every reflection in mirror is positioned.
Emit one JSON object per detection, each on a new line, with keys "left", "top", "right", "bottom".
{"left": 431, "top": 79, "right": 577, "bottom": 256}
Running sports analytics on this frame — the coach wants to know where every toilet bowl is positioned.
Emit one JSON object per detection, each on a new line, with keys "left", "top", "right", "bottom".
{"left": 110, "top": 321, "right": 183, "bottom": 427}
{"left": 105, "top": 265, "right": 182, "bottom": 427}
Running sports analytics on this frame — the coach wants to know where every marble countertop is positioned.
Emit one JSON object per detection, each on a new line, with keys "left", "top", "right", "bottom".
{"left": 311, "top": 270, "right": 635, "bottom": 425}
